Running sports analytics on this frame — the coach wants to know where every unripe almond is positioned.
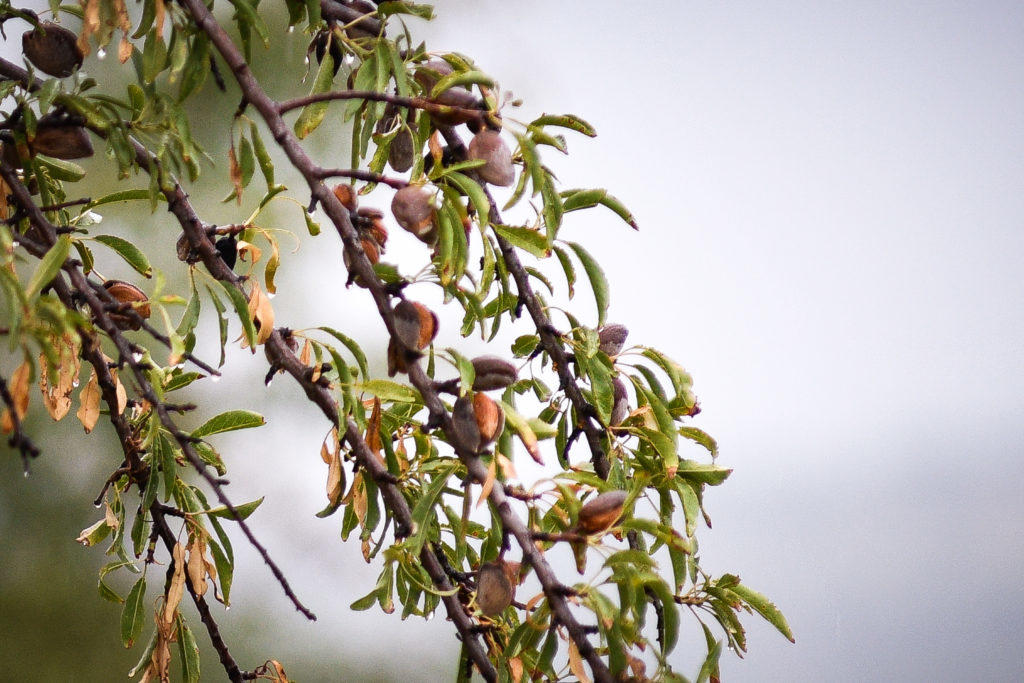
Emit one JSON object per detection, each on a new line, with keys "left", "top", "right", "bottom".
{"left": 333, "top": 184, "right": 357, "bottom": 212}
{"left": 393, "top": 300, "right": 437, "bottom": 351}
{"left": 388, "top": 126, "right": 414, "bottom": 172}
{"left": 391, "top": 185, "right": 437, "bottom": 244}
{"left": 577, "top": 490, "right": 627, "bottom": 535}
{"left": 598, "top": 323, "right": 629, "bottom": 357}
{"left": 473, "top": 392, "right": 504, "bottom": 449}
{"left": 451, "top": 394, "right": 482, "bottom": 453}
{"left": 476, "top": 560, "right": 515, "bottom": 617}
{"left": 471, "top": 356, "right": 518, "bottom": 391}
{"left": 386, "top": 338, "right": 406, "bottom": 377}
{"left": 468, "top": 130, "right": 514, "bottom": 187}
{"left": 610, "top": 377, "right": 629, "bottom": 427}
{"left": 22, "top": 22, "right": 83, "bottom": 78}
{"left": 31, "top": 124, "right": 93, "bottom": 160}
{"left": 103, "top": 280, "right": 150, "bottom": 331}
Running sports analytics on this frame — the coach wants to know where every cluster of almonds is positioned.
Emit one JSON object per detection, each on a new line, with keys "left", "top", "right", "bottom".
{"left": 333, "top": 185, "right": 389, "bottom": 288}
{"left": 3, "top": 23, "right": 92, "bottom": 167}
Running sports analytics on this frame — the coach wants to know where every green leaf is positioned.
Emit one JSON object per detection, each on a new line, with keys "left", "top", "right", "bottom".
{"left": 93, "top": 235, "right": 152, "bottom": 278}
{"left": 318, "top": 327, "right": 370, "bottom": 382}
{"left": 679, "top": 426, "right": 718, "bottom": 458}
{"left": 358, "top": 380, "right": 421, "bottom": 404}
{"left": 178, "top": 620, "right": 201, "bottom": 683}
{"left": 552, "top": 245, "right": 576, "bottom": 297}
{"left": 294, "top": 49, "right": 336, "bottom": 139}
{"left": 429, "top": 69, "right": 493, "bottom": 98}
{"left": 202, "top": 496, "right": 264, "bottom": 521}
{"left": 192, "top": 410, "right": 266, "bottom": 438}
{"left": 120, "top": 576, "right": 146, "bottom": 649}
{"left": 561, "top": 188, "right": 639, "bottom": 230}
{"left": 302, "top": 206, "right": 321, "bottom": 236}
{"left": 377, "top": 1, "right": 434, "bottom": 19}
{"left": 493, "top": 225, "right": 548, "bottom": 258}
{"left": 249, "top": 121, "right": 275, "bottom": 188}
{"left": 444, "top": 172, "right": 489, "bottom": 226}
{"left": 27, "top": 235, "right": 71, "bottom": 299}
{"left": 216, "top": 280, "right": 256, "bottom": 350}
{"left": 730, "top": 583, "right": 795, "bottom": 642}
{"left": 565, "top": 241, "right": 609, "bottom": 325}
{"left": 238, "top": 135, "right": 255, "bottom": 189}
{"left": 86, "top": 189, "right": 160, "bottom": 209}
{"left": 530, "top": 113, "right": 597, "bottom": 137}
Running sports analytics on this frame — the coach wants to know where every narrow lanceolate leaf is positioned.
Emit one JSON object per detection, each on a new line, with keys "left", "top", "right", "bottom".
{"left": 493, "top": 225, "right": 549, "bottom": 258}
{"left": 26, "top": 234, "right": 71, "bottom": 298}
{"left": 192, "top": 410, "right": 266, "bottom": 438}
{"left": 120, "top": 576, "right": 146, "bottom": 648}
{"left": 216, "top": 279, "right": 256, "bottom": 350}
{"left": 444, "top": 172, "right": 489, "bottom": 226}
{"left": 202, "top": 496, "right": 264, "bottom": 521}
{"left": 94, "top": 235, "right": 152, "bottom": 278}
{"left": 178, "top": 620, "right": 201, "bottom": 682}
{"left": 561, "top": 188, "right": 639, "bottom": 230}
{"left": 499, "top": 400, "right": 543, "bottom": 465}
{"left": 429, "top": 69, "right": 493, "bottom": 98}
{"left": 358, "top": 380, "right": 421, "bottom": 404}
{"left": 679, "top": 426, "right": 719, "bottom": 457}
{"left": 530, "top": 113, "right": 598, "bottom": 137}
{"left": 565, "top": 241, "right": 609, "bottom": 326}
{"left": 86, "top": 189, "right": 160, "bottom": 208}
{"left": 294, "top": 50, "right": 335, "bottom": 139}
{"left": 731, "top": 582, "right": 795, "bottom": 643}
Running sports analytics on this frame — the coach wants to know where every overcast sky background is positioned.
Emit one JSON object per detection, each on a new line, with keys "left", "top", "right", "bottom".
{"left": 3, "top": 1, "right": 1024, "bottom": 681}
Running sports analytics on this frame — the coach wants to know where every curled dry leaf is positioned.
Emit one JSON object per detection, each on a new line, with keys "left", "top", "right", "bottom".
{"left": 476, "top": 455, "right": 497, "bottom": 509}
{"left": 1, "top": 359, "right": 31, "bottom": 433}
{"left": 163, "top": 542, "right": 187, "bottom": 625}
{"left": 247, "top": 281, "right": 274, "bottom": 347}
{"left": 75, "top": 368, "right": 101, "bottom": 433}
{"left": 38, "top": 335, "right": 81, "bottom": 421}
{"left": 568, "top": 639, "right": 592, "bottom": 683}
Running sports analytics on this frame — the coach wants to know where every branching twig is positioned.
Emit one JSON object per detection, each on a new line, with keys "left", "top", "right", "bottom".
{"left": 314, "top": 167, "right": 408, "bottom": 189}
{"left": 437, "top": 126, "right": 612, "bottom": 479}
{"left": 178, "top": 1, "right": 612, "bottom": 678}
{"left": 277, "top": 89, "right": 485, "bottom": 125}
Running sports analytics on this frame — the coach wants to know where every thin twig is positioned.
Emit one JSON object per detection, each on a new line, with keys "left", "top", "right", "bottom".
{"left": 438, "top": 126, "right": 611, "bottom": 478}
{"left": 314, "top": 167, "right": 409, "bottom": 189}
{"left": 277, "top": 89, "right": 486, "bottom": 125}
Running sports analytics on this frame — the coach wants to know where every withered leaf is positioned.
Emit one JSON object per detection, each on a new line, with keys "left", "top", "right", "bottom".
{"left": 228, "top": 145, "right": 243, "bottom": 205}
{"left": 246, "top": 281, "right": 274, "bottom": 347}
{"left": 476, "top": 456, "right": 497, "bottom": 509}
{"left": 1, "top": 359, "right": 31, "bottom": 433}
{"left": 568, "top": 639, "right": 591, "bottom": 683}
{"left": 75, "top": 368, "right": 101, "bottom": 433}
{"left": 163, "top": 542, "right": 187, "bottom": 625}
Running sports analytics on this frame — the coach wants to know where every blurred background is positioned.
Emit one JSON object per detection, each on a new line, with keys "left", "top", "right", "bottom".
{"left": 2, "top": 1, "right": 1022, "bottom": 680}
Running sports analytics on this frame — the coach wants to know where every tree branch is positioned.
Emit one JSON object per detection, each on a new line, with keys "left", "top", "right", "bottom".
{"left": 178, "top": 1, "right": 611, "bottom": 678}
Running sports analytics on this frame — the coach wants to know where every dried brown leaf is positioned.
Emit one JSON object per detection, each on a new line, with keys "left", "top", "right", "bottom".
{"left": 568, "top": 640, "right": 591, "bottom": 683}
{"left": 246, "top": 281, "right": 274, "bottom": 347}
{"left": 476, "top": 456, "right": 497, "bottom": 509}
{"left": 1, "top": 359, "right": 30, "bottom": 433}
{"left": 163, "top": 542, "right": 187, "bottom": 625}
{"left": 75, "top": 368, "right": 100, "bottom": 433}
